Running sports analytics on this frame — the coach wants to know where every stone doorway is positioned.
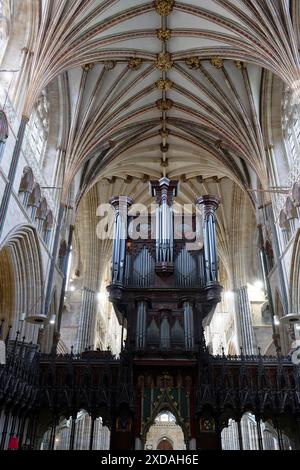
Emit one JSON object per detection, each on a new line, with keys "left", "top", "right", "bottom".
{"left": 145, "top": 411, "right": 186, "bottom": 450}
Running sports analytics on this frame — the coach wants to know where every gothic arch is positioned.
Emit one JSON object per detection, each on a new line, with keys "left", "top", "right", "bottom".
{"left": 0, "top": 224, "right": 44, "bottom": 334}
{"left": 289, "top": 230, "right": 300, "bottom": 314}
{"left": 141, "top": 390, "right": 189, "bottom": 445}
{"left": 0, "top": 109, "right": 9, "bottom": 143}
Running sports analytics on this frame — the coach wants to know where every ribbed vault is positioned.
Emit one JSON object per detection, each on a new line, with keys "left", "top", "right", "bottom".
{"left": 5, "top": 0, "right": 298, "bottom": 199}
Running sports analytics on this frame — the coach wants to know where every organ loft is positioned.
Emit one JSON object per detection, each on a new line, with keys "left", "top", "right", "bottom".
{"left": 106, "top": 177, "right": 223, "bottom": 449}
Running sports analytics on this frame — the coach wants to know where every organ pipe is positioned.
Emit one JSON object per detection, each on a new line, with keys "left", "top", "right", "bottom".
{"left": 109, "top": 196, "right": 133, "bottom": 285}
{"left": 151, "top": 178, "right": 178, "bottom": 265}
{"left": 196, "top": 195, "right": 220, "bottom": 284}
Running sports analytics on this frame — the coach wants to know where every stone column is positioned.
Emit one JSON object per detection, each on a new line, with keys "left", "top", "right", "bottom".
{"left": 236, "top": 286, "right": 256, "bottom": 355}
{"left": 110, "top": 196, "right": 133, "bottom": 285}
{"left": 54, "top": 225, "right": 74, "bottom": 353}
{"left": 0, "top": 115, "right": 29, "bottom": 236}
{"left": 196, "top": 195, "right": 220, "bottom": 284}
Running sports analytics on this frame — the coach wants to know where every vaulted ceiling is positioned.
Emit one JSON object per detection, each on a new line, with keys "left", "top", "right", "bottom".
{"left": 17, "top": 0, "right": 300, "bottom": 203}
{"left": 5, "top": 0, "right": 299, "bottom": 287}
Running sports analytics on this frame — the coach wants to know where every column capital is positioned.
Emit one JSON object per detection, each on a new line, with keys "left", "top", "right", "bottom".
{"left": 196, "top": 194, "right": 220, "bottom": 213}
{"left": 109, "top": 195, "right": 134, "bottom": 210}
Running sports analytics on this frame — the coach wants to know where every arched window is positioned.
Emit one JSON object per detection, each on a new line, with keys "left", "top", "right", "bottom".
{"left": 35, "top": 197, "right": 48, "bottom": 232}
{"left": 285, "top": 196, "right": 298, "bottom": 234}
{"left": 25, "top": 90, "right": 49, "bottom": 164}
{"left": 27, "top": 183, "right": 41, "bottom": 221}
{"left": 0, "top": 0, "right": 11, "bottom": 65}
{"left": 282, "top": 88, "right": 300, "bottom": 165}
{"left": 292, "top": 182, "right": 300, "bottom": 219}
{"left": 279, "top": 209, "right": 291, "bottom": 247}
{"left": 0, "top": 109, "right": 8, "bottom": 161}
{"left": 18, "top": 167, "right": 34, "bottom": 206}
{"left": 43, "top": 210, "right": 53, "bottom": 246}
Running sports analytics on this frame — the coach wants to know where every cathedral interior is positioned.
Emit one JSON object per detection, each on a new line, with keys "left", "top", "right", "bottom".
{"left": 1, "top": 0, "right": 300, "bottom": 452}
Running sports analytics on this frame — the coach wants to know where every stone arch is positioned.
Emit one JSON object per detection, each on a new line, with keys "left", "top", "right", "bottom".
{"left": 19, "top": 166, "right": 34, "bottom": 193}
{"left": 145, "top": 411, "right": 186, "bottom": 451}
{"left": 141, "top": 390, "right": 189, "bottom": 446}
{"left": 0, "top": 109, "right": 9, "bottom": 161}
{"left": 261, "top": 71, "right": 289, "bottom": 188}
{"left": 36, "top": 197, "right": 48, "bottom": 221}
{"left": 0, "top": 224, "right": 44, "bottom": 337}
{"left": 0, "top": 109, "right": 9, "bottom": 143}
{"left": 28, "top": 182, "right": 41, "bottom": 207}
{"left": 36, "top": 197, "right": 48, "bottom": 232}
{"left": 43, "top": 210, "right": 53, "bottom": 245}
{"left": 289, "top": 231, "right": 300, "bottom": 315}
{"left": 0, "top": 1, "right": 40, "bottom": 110}
{"left": 274, "top": 289, "right": 289, "bottom": 355}
{"left": 285, "top": 197, "right": 297, "bottom": 220}
{"left": 292, "top": 182, "right": 300, "bottom": 207}
{"left": 157, "top": 437, "right": 174, "bottom": 450}
{"left": 279, "top": 209, "right": 290, "bottom": 231}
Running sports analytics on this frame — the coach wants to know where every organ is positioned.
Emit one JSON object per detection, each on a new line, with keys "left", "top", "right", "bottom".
{"left": 107, "top": 177, "right": 222, "bottom": 356}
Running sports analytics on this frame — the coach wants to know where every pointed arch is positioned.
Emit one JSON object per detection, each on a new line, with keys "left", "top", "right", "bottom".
{"left": 0, "top": 224, "right": 44, "bottom": 336}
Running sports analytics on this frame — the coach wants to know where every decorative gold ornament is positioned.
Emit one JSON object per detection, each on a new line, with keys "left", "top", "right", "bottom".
{"left": 155, "top": 78, "right": 173, "bottom": 91}
{"left": 156, "top": 98, "right": 173, "bottom": 111}
{"left": 157, "top": 28, "right": 172, "bottom": 41}
{"left": 128, "top": 57, "right": 142, "bottom": 70}
{"left": 82, "top": 63, "right": 95, "bottom": 72}
{"left": 185, "top": 57, "right": 200, "bottom": 69}
{"left": 155, "top": 0, "right": 174, "bottom": 16}
{"left": 156, "top": 52, "right": 173, "bottom": 71}
{"left": 235, "top": 60, "right": 245, "bottom": 69}
{"left": 210, "top": 57, "right": 224, "bottom": 69}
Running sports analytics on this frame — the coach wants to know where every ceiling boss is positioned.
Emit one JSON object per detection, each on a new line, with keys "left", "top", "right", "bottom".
{"left": 155, "top": 0, "right": 175, "bottom": 16}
